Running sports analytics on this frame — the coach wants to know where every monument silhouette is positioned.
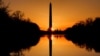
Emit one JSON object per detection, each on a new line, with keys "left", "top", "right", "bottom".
{"left": 48, "top": 2, "right": 52, "bottom": 33}
{"left": 48, "top": 2, "right": 52, "bottom": 56}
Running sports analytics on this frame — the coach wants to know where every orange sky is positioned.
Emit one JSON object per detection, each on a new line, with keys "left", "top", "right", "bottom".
{"left": 4, "top": 0, "right": 100, "bottom": 30}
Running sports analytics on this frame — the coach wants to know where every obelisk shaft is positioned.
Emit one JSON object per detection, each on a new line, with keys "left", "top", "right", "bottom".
{"left": 49, "top": 2, "right": 52, "bottom": 56}
{"left": 49, "top": 2, "right": 52, "bottom": 30}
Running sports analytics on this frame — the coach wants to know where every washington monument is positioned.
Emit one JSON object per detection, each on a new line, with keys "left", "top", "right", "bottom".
{"left": 48, "top": 2, "right": 52, "bottom": 56}
{"left": 48, "top": 2, "right": 52, "bottom": 32}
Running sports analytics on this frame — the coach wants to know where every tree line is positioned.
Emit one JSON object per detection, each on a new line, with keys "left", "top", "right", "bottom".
{"left": 65, "top": 17, "right": 100, "bottom": 52}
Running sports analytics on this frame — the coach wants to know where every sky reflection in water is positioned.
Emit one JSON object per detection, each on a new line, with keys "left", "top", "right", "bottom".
{"left": 11, "top": 35, "right": 100, "bottom": 56}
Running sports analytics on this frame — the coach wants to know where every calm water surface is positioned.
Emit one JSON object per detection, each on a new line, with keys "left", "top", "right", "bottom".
{"left": 11, "top": 35, "right": 100, "bottom": 56}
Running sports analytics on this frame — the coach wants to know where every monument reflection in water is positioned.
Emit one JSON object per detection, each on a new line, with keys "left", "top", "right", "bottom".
{"left": 12, "top": 34, "right": 100, "bottom": 56}
{"left": 48, "top": 2, "right": 52, "bottom": 56}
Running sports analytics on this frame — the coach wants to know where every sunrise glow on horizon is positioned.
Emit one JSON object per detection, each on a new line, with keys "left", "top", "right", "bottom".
{"left": 4, "top": 0, "right": 100, "bottom": 30}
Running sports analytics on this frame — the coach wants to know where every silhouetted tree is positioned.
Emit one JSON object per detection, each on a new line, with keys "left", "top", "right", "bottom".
{"left": 64, "top": 17, "right": 100, "bottom": 52}
{"left": 0, "top": 0, "right": 41, "bottom": 56}
{"left": 0, "top": 0, "right": 9, "bottom": 21}
{"left": 12, "top": 10, "right": 24, "bottom": 20}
